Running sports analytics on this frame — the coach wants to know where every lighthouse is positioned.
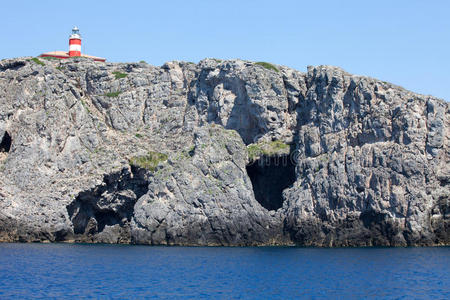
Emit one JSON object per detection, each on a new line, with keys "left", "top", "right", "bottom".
{"left": 39, "top": 27, "right": 106, "bottom": 62}
{"left": 69, "top": 26, "right": 82, "bottom": 57}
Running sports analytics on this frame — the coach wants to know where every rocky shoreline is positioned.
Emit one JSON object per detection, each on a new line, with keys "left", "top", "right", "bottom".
{"left": 0, "top": 57, "right": 448, "bottom": 246}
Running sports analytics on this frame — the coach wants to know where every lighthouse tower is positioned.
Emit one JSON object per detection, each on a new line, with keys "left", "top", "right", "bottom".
{"left": 69, "top": 26, "right": 82, "bottom": 57}
{"left": 39, "top": 27, "right": 106, "bottom": 62}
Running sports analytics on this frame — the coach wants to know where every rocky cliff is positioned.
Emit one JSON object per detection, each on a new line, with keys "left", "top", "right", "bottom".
{"left": 0, "top": 57, "right": 448, "bottom": 246}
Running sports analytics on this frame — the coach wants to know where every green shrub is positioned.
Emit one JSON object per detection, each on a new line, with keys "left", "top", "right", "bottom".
{"left": 112, "top": 71, "right": 127, "bottom": 79}
{"left": 31, "top": 58, "right": 45, "bottom": 66}
{"left": 135, "top": 133, "right": 143, "bottom": 138}
{"left": 139, "top": 60, "right": 146, "bottom": 63}
{"left": 255, "top": 62, "right": 279, "bottom": 73}
{"left": 56, "top": 66, "right": 64, "bottom": 70}
{"left": 129, "top": 151, "right": 168, "bottom": 171}
{"left": 104, "top": 91, "right": 121, "bottom": 97}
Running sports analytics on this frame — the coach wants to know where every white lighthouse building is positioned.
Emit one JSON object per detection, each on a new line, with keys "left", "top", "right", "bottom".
{"left": 40, "top": 27, "right": 106, "bottom": 62}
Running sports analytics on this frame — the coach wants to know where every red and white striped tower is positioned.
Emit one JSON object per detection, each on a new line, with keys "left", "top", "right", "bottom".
{"left": 69, "top": 26, "right": 82, "bottom": 57}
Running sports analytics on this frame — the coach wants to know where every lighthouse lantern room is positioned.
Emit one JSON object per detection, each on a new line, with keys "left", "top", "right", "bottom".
{"left": 40, "top": 27, "right": 106, "bottom": 62}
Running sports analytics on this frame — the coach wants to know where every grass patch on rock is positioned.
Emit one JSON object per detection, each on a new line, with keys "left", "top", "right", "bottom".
{"left": 255, "top": 62, "right": 279, "bottom": 73}
{"left": 80, "top": 99, "right": 91, "bottom": 113}
{"left": 247, "top": 140, "right": 290, "bottom": 162}
{"left": 31, "top": 58, "right": 45, "bottom": 66}
{"left": 247, "top": 144, "right": 263, "bottom": 162}
{"left": 112, "top": 71, "right": 127, "bottom": 79}
{"left": 129, "top": 151, "right": 168, "bottom": 171}
{"left": 104, "top": 91, "right": 121, "bottom": 97}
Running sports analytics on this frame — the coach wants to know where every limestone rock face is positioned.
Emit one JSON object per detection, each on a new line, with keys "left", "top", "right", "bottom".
{"left": 0, "top": 57, "right": 447, "bottom": 246}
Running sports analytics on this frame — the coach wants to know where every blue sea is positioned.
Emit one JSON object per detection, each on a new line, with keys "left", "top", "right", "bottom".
{"left": 0, "top": 243, "right": 448, "bottom": 299}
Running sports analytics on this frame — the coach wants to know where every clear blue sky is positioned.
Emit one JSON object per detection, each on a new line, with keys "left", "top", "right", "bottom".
{"left": 1, "top": 0, "right": 449, "bottom": 101}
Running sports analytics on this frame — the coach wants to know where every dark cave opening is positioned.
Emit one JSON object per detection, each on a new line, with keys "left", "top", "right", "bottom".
{"left": 94, "top": 210, "right": 124, "bottom": 233}
{"left": 67, "top": 168, "right": 148, "bottom": 235}
{"left": 246, "top": 155, "right": 296, "bottom": 211}
{"left": 0, "top": 131, "right": 11, "bottom": 153}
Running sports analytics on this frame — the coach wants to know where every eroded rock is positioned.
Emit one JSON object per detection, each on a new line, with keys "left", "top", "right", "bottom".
{"left": 0, "top": 57, "right": 447, "bottom": 246}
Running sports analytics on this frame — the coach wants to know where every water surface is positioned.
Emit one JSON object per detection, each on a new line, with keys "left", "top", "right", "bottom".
{"left": 0, "top": 243, "right": 448, "bottom": 299}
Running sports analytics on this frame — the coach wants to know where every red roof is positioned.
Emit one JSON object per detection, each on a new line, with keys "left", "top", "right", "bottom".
{"left": 40, "top": 51, "right": 106, "bottom": 62}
